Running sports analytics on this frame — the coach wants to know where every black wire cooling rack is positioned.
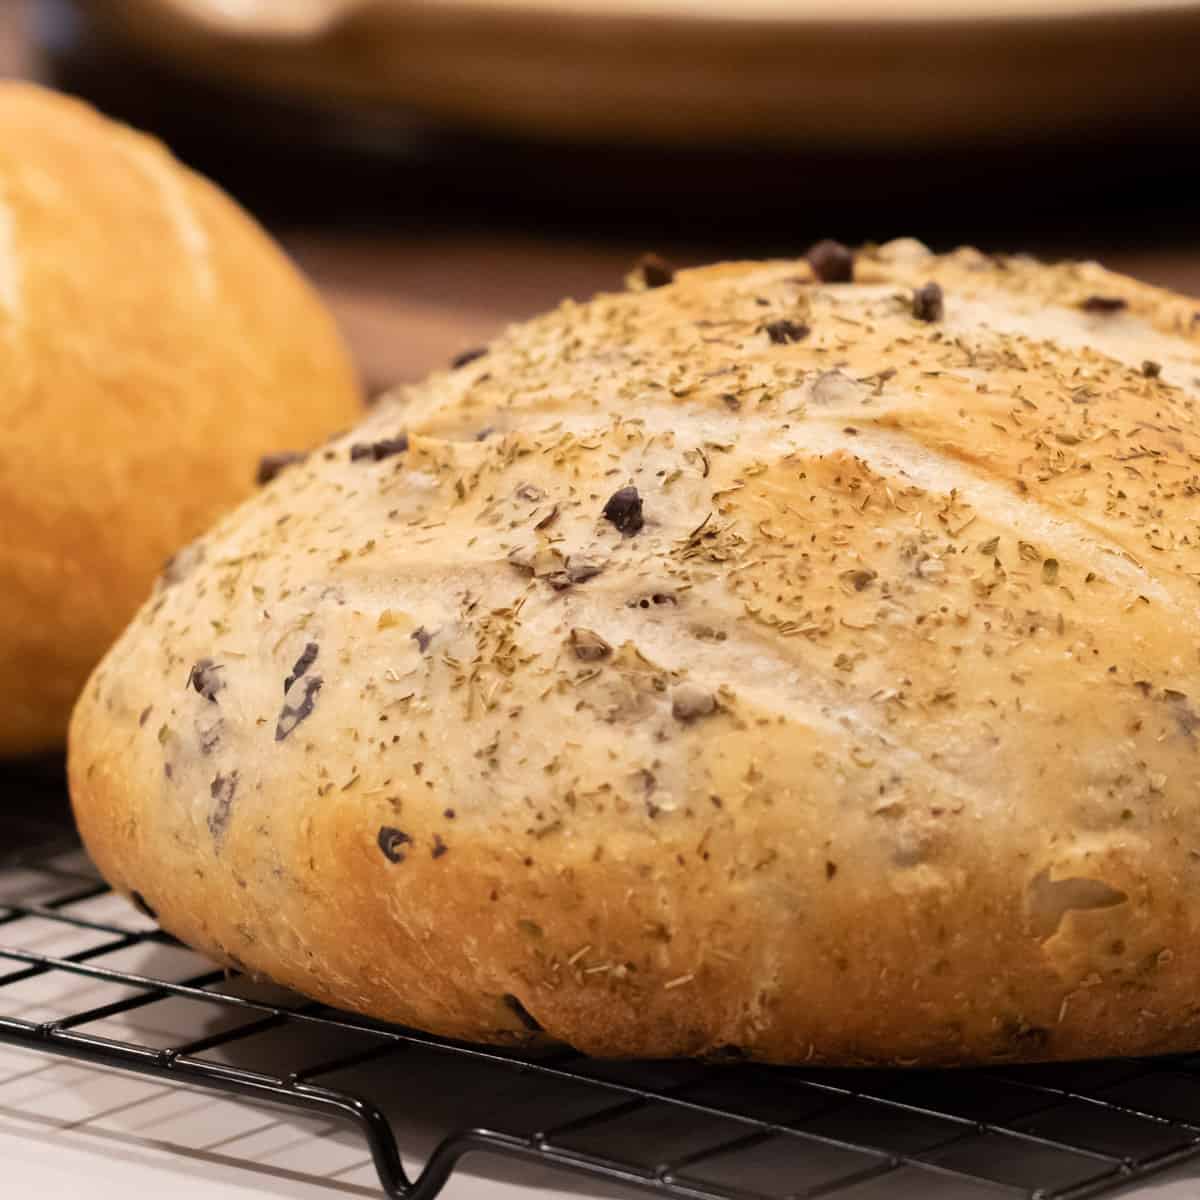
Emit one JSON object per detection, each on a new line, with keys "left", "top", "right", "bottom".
{"left": 4, "top": 765, "right": 1200, "bottom": 1200}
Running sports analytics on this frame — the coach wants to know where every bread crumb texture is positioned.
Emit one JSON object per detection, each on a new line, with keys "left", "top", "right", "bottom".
{"left": 70, "top": 241, "right": 1200, "bottom": 1064}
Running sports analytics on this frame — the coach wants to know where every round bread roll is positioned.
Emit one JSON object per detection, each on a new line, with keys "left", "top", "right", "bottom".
{"left": 70, "top": 242, "right": 1200, "bottom": 1065}
{"left": 0, "top": 83, "right": 361, "bottom": 756}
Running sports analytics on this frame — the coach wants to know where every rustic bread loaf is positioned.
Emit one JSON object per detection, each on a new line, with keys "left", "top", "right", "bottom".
{"left": 0, "top": 83, "right": 361, "bottom": 755}
{"left": 69, "top": 242, "right": 1200, "bottom": 1064}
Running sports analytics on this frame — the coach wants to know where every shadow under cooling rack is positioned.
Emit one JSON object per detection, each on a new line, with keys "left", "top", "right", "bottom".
{"left": 3, "top": 783, "right": 1200, "bottom": 1199}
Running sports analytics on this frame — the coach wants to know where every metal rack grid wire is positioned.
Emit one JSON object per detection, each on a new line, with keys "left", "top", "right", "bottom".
{"left": 5, "top": 774, "right": 1200, "bottom": 1199}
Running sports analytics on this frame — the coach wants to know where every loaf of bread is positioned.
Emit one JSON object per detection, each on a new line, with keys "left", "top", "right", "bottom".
{"left": 70, "top": 242, "right": 1200, "bottom": 1064}
{"left": 0, "top": 83, "right": 361, "bottom": 755}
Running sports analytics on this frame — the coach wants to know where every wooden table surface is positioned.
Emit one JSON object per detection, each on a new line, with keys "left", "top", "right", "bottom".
{"left": 6, "top": 0, "right": 1200, "bottom": 396}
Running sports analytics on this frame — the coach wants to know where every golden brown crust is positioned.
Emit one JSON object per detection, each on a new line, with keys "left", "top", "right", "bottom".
{"left": 0, "top": 83, "right": 362, "bottom": 754}
{"left": 69, "top": 241, "right": 1200, "bottom": 1064}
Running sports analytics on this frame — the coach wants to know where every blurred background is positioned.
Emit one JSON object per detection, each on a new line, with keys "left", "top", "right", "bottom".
{"left": 14, "top": 0, "right": 1200, "bottom": 394}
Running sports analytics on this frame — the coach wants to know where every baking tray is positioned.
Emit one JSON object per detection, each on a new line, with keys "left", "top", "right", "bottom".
{"left": 3, "top": 766, "right": 1200, "bottom": 1199}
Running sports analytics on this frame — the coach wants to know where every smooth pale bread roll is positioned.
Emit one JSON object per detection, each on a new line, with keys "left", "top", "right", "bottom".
{"left": 70, "top": 242, "right": 1200, "bottom": 1064}
{"left": 0, "top": 83, "right": 361, "bottom": 755}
